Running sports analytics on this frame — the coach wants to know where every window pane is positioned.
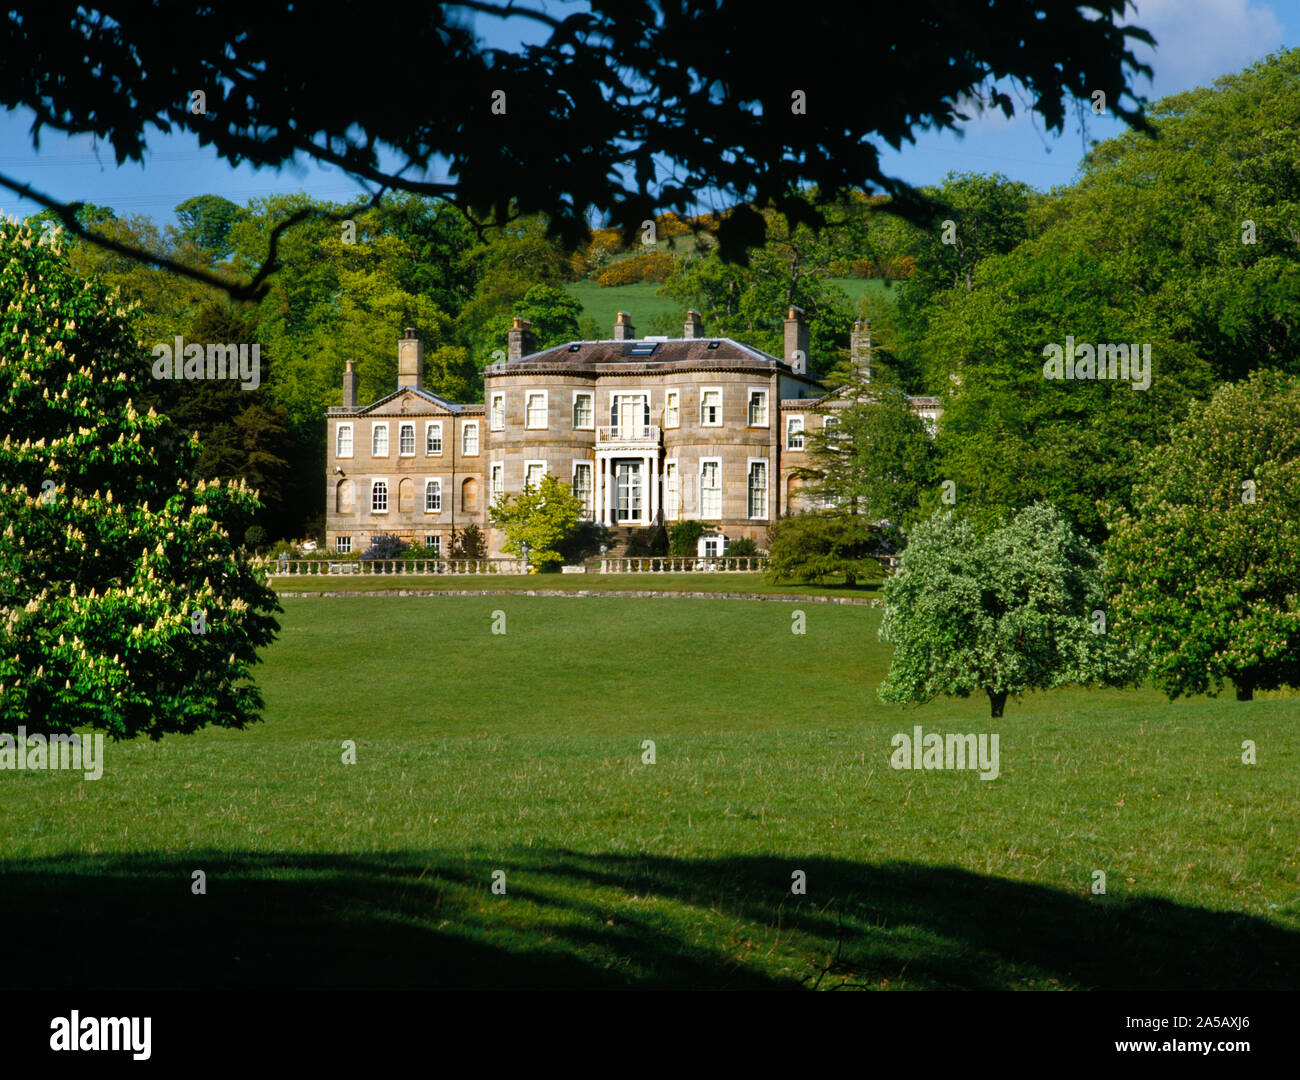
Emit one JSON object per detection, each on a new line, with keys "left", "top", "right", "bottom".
{"left": 749, "top": 462, "right": 767, "bottom": 518}
{"left": 337, "top": 426, "right": 352, "bottom": 456}
{"left": 400, "top": 424, "right": 415, "bottom": 455}
{"left": 463, "top": 424, "right": 478, "bottom": 454}
{"left": 373, "top": 426, "right": 388, "bottom": 456}
{"left": 372, "top": 481, "right": 387, "bottom": 511}
{"left": 427, "top": 424, "right": 442, "bottom": 454}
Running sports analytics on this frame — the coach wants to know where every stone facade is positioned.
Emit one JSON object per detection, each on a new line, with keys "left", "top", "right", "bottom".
{"left": 325, "top": 311, "right": 943, "bottom": 557}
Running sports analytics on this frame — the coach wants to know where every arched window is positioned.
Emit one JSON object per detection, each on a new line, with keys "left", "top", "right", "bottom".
{"left": 425, "top": 479, "right": 442, "bottom": 512}
{"left": 371, "top": 480, "right": 388, "bottom": 512}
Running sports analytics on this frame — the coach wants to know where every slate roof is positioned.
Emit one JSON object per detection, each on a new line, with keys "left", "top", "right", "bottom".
{"left": 488, "top": 337, "right": 821, "bottom": 382}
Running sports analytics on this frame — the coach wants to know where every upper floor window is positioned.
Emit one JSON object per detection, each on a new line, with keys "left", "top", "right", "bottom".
{"left": 336, "top": 423, "right": 353, "bottom": 458}
{"left": 824, "top": 415, "right": 842, "bottom": 440}
{"left": 425, "top": 479, "right": 442, "bottom": 512}
{"left": 573, "top": 392, "right": 593, "bottom": 429}
{"left": 701, "top": 388, "right": 722, "bottom": 426}
{"left": 524, "top": 461, "right": 546, "bottom": 489}
{"left": 426, "top": 421, "right": 443, "bottom": 455}
{"left": 399, "top": 422, "right": 416, "bottom": 456}
{"left": 372, "top": 423, "right": 389, "bottom": 457}
{"left": 525, "top": 391, "right": 548, "bottom": 429}
{"left": 786, "top": 416, "right": 804, "bottom": 450}
{"left": 490, "top": 393, "right": 505, "bottom": 431}
{"left": 748, "top": 389, "right": 768, "bottom": 426}
{"left": 490, "top": 463, "right": 504, "bottom": 504}
{"left": 664, "top": 391, "right": 680, "bottom": 428}
{"left": 371, "top": 480, "right": 388, "bottom": 512}
{"left": 462, "top": 421, "right": 480, "bottom": 455}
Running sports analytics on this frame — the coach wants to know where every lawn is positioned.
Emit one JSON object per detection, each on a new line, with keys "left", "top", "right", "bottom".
{"left": 272, "top": 571, "right": 884, "bottom": 600}
{"left": 2, "top": 596, "right": 1297, "bottom": 990}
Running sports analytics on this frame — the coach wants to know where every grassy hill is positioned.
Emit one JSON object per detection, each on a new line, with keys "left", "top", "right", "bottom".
{"left": 2, "top": 595, "right": 1297, "bottom": 990}
{"left": 565, "top": 276, "right": 898, "bottom": 340}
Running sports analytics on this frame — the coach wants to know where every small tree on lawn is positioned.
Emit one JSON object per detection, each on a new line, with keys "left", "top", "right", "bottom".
{"left": 878, "top": 503, "right": 1141, "bottom": 718}
{"left": 765, "top": 512, "right": 886, "bottom": 586}
{"left": 0, "top": 220, "right": 280, "bottom": 739}
{"left": 489, "top": 472, "right": 585, "bottom": 571}
{"left": 1105, "top": 370, "right": 1300, "bottom": 701}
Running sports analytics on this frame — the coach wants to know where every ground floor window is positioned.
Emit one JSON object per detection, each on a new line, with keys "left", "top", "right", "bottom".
{"left": 748, "top": 460, "right": 768, "bottom": 519}
{"left": 336, "top": 536, "right": 352, "bottom": 554}
{"left": 424, "top": 535, "right": 441, "bottom": 555}
{"left": 573, "top": 462, "right": 593, "bottom": 517}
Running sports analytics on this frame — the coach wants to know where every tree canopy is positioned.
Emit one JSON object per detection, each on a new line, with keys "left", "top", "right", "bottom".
{"left": 1105, "top": 371, "right": 1300, "bottom": 702}
{"left": 1, "top": 2, "right": 1152, "bottom": 293}
{"left": 878, "top": 504, "right": 1141, "bottom": 717}
{"left": 0, "top": 222, "right": 281, "bottom": 738}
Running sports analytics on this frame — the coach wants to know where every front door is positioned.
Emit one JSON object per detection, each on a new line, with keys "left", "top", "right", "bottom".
{"left": 616, "top": 461, "right": 642, "bottom": 523}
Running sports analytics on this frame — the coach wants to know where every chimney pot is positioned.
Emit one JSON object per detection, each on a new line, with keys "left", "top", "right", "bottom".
{"left": 614, "top": 311, "right": 636, "bottom": 341}
{"left": 783, "top": 306, "right": 809, "bottom": 374}
{"left": 397, "top": 329, "right": 423, "bottom": 391}
{"left": 684, "top": 309, "right": 703, "bottom": 339}
{"left": 508, "top": 317, "right": 536, "bottom": 361}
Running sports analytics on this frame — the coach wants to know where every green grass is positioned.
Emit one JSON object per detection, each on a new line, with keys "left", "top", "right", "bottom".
{"left": 565, "top": 280, "right": 680, "bottom": 333}
{"left": 272, "top": 571, "right": 883, "bottom": 599}
{"left": 564, "top": 277, "right": 896, "bottom": 340}
{"left": 2, "top": 596, "right": 1298, "bottom": 990}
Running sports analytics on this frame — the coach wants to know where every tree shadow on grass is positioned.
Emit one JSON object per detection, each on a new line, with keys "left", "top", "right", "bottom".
{"left": 0, "top": 850, "right": 1295, "bottom": 990}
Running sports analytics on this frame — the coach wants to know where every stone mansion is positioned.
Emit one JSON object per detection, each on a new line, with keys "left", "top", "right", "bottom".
{"left": 324, "top": 308, "right": 941, "bottom": 558}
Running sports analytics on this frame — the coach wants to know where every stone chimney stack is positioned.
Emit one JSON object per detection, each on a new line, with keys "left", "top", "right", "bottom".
{"left": 507, "top": 316, "right": 536, "bottom": 362}
{"left": 342, "top": 360, "right": 357, "bottom": 408}
{"left": 851, "top": 319, "right": 873, "bottom": 382}
{"left": 784, "top": 305, "right": 810, "bottom": 374}
{"left": 398, "top": 327, "right": 423, "bottom": 391}
{"left": 613, "top": 311, "right": 636, "bottom": 341}
{"left": 684, "top": 309, "right": 703, "bottom": 339}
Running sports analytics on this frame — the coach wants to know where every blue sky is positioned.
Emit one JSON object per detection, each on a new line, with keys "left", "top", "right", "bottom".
{"left": 0, "top": 0, "right": 1294, "bottom": 227}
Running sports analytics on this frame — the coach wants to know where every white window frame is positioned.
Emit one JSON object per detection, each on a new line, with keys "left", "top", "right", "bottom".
{"left": 664, "top": 390, "right": 680, "bottom": 429}
{"left": 335, "top": 535, "right": 352, "bottom": 554}
{"left": 824, "top": 415, "right": 842, "bottom": 436}
{"left": 490, "top": 392, "right": 505, "bottom": 431}
{"left": 523, "top": 459, "right": 547, "bottom": 490}
{"left": 747, "top": 388, "right": 768, "bottom": 427}
{"left": 490, "top": 462, "right": 504, "bottom": 504}
{"left": 371, "top": 422, "right": 389, "bottom": 458}
{"left": 664, "top": 458, "right": 680, "bottom": 521}
{"left": 786, "top": 415, "right": 805, "bottom": 450}
{"left": 700, "top": 387, "right": 722, "bottom": 427}
{"left": 424, "top": 478, "right": 442, "bottom": 513}
{"left": 336, "top": 422, "right": 354, "bottom": 459}
{"left": 398, "top": 422, "right": 416, "bottom": 457}
{"left": 700, "top": 535, "right": 727, "bottom": 558}
{"left": 525, "top": 390, "right": 549, "bottom": 430}
{"left": 462, "top": 421, "right": 480, "bottom": 456}
{"left": 424, "top": 535, "right": 441, "bottom": 555}
{"left": 747, "top": 457, "right": 769, "bottom": 520}
{"left": 572, "top": 390, "right": 594, "bottom": 430}
{"left": 371, "top": 479, "right": 389, "bottom": 513}
{"left": 426, "top": 420, "right": 443, "bottom": 455}
{"left": 699, "top": 457, "right": 722, "bottom": 519}
{"left": 609, "top": 391, "right": 652, "bottom": 436}
{"left": 572, "top": 460, "right": 593, "bottom": 517}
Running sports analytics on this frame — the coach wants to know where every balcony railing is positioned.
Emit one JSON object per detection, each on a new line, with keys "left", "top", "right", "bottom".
{"left": 596, "top": 424, "right": 660, "bottom": 445}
